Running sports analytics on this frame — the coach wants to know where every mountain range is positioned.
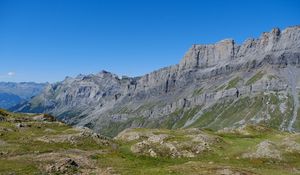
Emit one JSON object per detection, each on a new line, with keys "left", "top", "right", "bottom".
{"left": 12, "top": 26, "right": 300, "bottom": 137}
{"left": 0, "top": 82, "right": 46, "bottom": 109}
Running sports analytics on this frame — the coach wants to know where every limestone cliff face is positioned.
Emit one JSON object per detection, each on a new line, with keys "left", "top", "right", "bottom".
{"left": 179, "top": 39, "right": 236, "bottom": 69}
{"left": 180, "top": 26, "right": 300, "bottom": 70}
{"left": 14, "top": 26, "right": 300, "bottom": 137}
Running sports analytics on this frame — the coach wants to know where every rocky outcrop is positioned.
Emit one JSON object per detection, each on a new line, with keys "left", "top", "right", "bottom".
{"left": 36, "top": 126, "right": 111, "bottom": 146}
{"left": 180, "top": 26, "right": 300, "bottom": 70}
{"left": 281, "top": 135, "right": 300, "bottom": 153}
{"left": 32, "top": 114, "right": 57, "bottom": 122}
{"left": 242, "top": 140, "right": 282, "bottom": 160}
{"left": 115, "top": 128, "right": 223, "bottom": 158}
{"left": 0, "top": 109, "right": 115, "bottom": 175}
{"left": 241, "top": 134, "right": 300, "bottom": 162}
{"left": 179, "top": 39, "right": 236, "bottom": 69}
{"left": 2, "top": 109, "right": 300, "bottom": 174}
{"left": 14, "top": 26, "right": 300, "bottom": 136}
{"left": 45, "top": 158, "right": 79, "bottom": 174}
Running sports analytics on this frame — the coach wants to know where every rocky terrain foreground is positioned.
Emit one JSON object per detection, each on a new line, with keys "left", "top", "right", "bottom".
{"left": 1, "top": 109, "right": 300, "bottom": 175}
{"left": 13, "top": 26, "right": 300, "bottom": 137}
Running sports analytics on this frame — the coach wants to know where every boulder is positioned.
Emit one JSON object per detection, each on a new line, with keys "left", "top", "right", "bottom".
{"left": 46, "top": 158, "right": 79, "bottom": 174}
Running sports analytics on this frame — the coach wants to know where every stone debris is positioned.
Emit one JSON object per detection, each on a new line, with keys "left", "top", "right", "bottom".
{"left": 117, "top": 128, "right": 222, "bottom": 158}
{"left": 281, "top": 137, "right": 300, "bottom": 153}
{"left": 242, "top": 140, "right": 282, "bottom": 160}
{"left": 36, "top": 127, "right": 110, "bottom": 146}
{"left": 147, "top": 134, "right": 169, "bottom": 143}
{"left": 0, "top": 115, "right": 5, "bottom": 121}
{"left": 0, "top": 139, "right": 7, "bottom": 146}
{"left": 46, "top": 158, "right": 79, "bottom": 174}
{"left": 16, "top": 123, "right": 31, "bottom": 128}
{"left": 114, "top": 128, "right": 150, "bottom": 141}
{"left": 33, "top": 149, "right": 113, "bottom": 175}
{"left": 32, "top": 114, "right": 56, "bottom": 122}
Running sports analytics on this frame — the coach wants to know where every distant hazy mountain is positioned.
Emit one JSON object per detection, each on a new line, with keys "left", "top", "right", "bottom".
{"left": 0, "top": 82, "right": 46, "bottom": 109}
{"left": 0, "top": 93, "right": 23, "bottom": 109}
{"left": 14, "top": 26, "right": 300, "bottom": 137}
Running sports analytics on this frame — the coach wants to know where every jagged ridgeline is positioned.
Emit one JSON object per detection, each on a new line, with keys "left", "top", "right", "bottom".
{"left": 13, "top": 26, "right": 300, "bottom": 137}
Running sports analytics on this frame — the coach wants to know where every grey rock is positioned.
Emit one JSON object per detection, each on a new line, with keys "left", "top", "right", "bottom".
{"left": 242, "top": 140, "right": 282, "bottom": 160}
{"left": 14, "top": 26, "right": 300, "bottom": 136}
{"left": 46, "top": 158, "right": 79, "bottom": 174}
{"left": 16, "top": 123, "right": 30, "bottom": 128}
{"left": 116, "top": 128, "right": 222, "bottom": 158}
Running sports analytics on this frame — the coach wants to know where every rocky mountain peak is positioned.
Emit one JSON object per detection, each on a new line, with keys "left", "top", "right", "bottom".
{"left": 63, "top": 76, "right": 74, "bottom": 82}
{"left": 179, "top": 38, "right": 235, "bottom": 70}
{"left": 180, "top": 26, "right": 300, "bottom": 71}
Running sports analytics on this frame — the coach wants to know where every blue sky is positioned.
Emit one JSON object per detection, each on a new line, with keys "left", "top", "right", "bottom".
{"left": 0, "top": 0, "right": 299, "bottom": 83}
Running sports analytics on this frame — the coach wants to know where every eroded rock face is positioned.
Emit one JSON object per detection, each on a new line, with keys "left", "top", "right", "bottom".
{"left": 14, "top": 26, "right": 300, "bottom": 136}
{"left": 179, "top": 39, "right": 236, "bottom": 69}
{"left": 180, "top": 26, "right": 300, "bottom": 70}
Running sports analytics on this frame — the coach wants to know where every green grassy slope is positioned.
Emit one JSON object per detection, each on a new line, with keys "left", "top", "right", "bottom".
{"left": 1, "top": 109, "right": 300, "bottom": 175}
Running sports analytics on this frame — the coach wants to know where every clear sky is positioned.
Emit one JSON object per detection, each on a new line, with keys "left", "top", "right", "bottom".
{"left": 0, "top": 0, "right": 299, "bottom": 83}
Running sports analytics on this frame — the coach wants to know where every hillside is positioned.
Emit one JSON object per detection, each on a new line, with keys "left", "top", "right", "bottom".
{"left": 13, "top": 26, "right": 300, "bottom": 137}
{"left": 1, "top": 110, "right": 300, "bottom": 174}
